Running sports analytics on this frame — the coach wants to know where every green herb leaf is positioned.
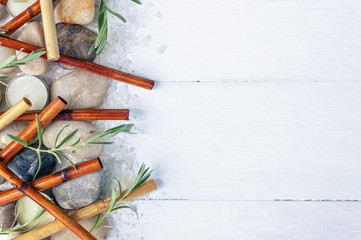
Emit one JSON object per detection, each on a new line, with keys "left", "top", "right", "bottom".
{"left": 90, "top": 0, "right": 141, "bottom": 55}
{"left": 7, "top": 134, "right": 28, "bottom": 147}
{"left": 54, "top": 124, "right": 70, "bottom": 148}
{"left": 55, "top": 129, "right": 78, "bottom": 149}
{"left": 0, "top": 49, "right": 45, "bottom": 69}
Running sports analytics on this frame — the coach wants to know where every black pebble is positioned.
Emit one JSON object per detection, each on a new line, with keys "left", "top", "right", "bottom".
{"left": 8, "top": 146, "right": 56, "bottom": 182}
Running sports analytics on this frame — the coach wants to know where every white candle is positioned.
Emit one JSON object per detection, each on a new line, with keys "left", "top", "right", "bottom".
{"left": 6, "top": 75, "right": 48, "bottom": 110}
{"left": 6, "top": 0, "right": 37, "bottom": 17}
{"left": 16, "top": 193, "right": 56, "bottom": 229}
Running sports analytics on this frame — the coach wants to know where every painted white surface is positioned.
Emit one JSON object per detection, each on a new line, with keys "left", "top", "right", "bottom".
{"left": 124, "top": 0, "right": 361, "bottom": 239}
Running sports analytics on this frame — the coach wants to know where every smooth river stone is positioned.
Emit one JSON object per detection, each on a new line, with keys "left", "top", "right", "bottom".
{"left": 0, "top": 122, "right": 27, "bottom": 149}
{"left": 0, "top": 47, "right": 16, "bottom": 74}
{"left": 0, "top": 5, "right": 6, "bottom": 20}
{"left": 51, "top": 215, "right": 109, "bottom": 240}
{"left": 43, "top": 121, "right": 103, "bottom": 159}
{"left": 0, "top": 201, "right": 16, "bottom": 231}
{"left": 17, "top": 21, "right": 48, "bottom": 75}
{"left": 55, "top": 0, "right": 95, "bottom": 25}
{"left": 57, "top": 23, "right": 97, "bottom": 61}
{"left": 51, "top": 71, "right": 107, "bottom": 109}
{"left": 53, "top": 156, "right": 103, "bottom": 209}
{"left": 7, "top": 147, "right": 57, "bottom": 182}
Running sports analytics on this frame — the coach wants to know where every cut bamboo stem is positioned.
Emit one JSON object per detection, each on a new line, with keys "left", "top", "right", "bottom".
{"left": 1, "top": 0, "right": 57, "bottom": 35}
{"left": 0, "top": 98, "right": 31, "bottom": 131}
{"left": 0, "top": 34, "right": 154, "bottom": 90}
{"left": 0, "top": 158, "right": 103, "bottom": 206}
{"left": 0, "top": 97, "right": 67, "bottom": 165}
{"left": 0, "top": 109, "right": 130, "bottom": 121}
{"left": 0, "top": 99, "right": 96, "bottom": 239}
{"left": 0, "top": 164, "right": 96, "bottom": 240}
{"left": 13, "top": 179, "right": 157, "bottom": 240}
{"left": 39, "top": 0, "right": 60, "bottom": 61}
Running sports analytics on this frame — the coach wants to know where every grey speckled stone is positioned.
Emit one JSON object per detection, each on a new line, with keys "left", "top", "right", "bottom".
{"left": 53, "top": 155, "right": 103, "bottom": 210}
{"left": 8, "top": 147, "right": 57, "bottom": 182}
{"left": 0, "top": 5, "right": 6, "bottom": 21}
{"left": 0, "top": 201, "right": 16, "bottom": 231}
{"left": 56, "top": 23, "right": 97, "bottom": 62}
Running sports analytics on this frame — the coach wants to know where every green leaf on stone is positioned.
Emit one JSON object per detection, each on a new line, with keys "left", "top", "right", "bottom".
{"left": 7, "top": 134, "right": 28, "bottom": 147}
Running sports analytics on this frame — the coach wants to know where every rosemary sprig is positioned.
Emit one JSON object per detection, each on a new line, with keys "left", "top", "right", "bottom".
{"left": 0, "top": 29, "right": 9, "bottom": 37}
{"left": 89, "top": 0, "right": 141, "bottom": 55}
{"left": 90, "top": 164, "right": 152, "bottom": 232}
{"left": 0, "top": 48, "right": 46, "bottom": 86}
{"left": 8, "top": 115, "right": 135, "bottom": 180}
{"left": 0, "top": 207, "right": 45, "bottom": 235}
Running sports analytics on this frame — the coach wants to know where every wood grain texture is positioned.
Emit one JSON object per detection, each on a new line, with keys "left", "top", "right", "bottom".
{"left": 108, "top": 200, "right": 361, "bottom": 240}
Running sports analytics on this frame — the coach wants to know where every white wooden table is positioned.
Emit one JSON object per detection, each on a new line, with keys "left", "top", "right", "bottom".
{"left": 118, "top": 0, "right": 361, "bottom": 239}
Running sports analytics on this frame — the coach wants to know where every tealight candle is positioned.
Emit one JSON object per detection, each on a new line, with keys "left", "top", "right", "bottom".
{"left": 6, "top": 0, "right": 37, "bottom": 17}
{"left": 16, "top": 193, "right": 56, "bottom": 229}
{"left": 6, "top": 75, "right": 48, "bottom": 110}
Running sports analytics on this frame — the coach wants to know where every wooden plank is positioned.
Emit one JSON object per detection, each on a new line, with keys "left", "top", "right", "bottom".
{"left": 129, "top": 82, "right": 361, "bottom": 200}
{"left": 106, "top": 200, "right": 361, "bottom": 240}
{"left": 130, "top": 0, "right": 361, "bottom": 82}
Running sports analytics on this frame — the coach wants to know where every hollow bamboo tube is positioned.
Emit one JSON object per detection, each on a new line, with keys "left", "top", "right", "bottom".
{"left": 0, "top": 97, "right": 67, "bottom": 164}
{"left": 0, "top": 98, "right": 31, "bottom": 131}
{"left": 13, "top": 179, "right": 157, "bottom": 240}
{"left": 0, "top": 109, "right": 130, "bottom": 121}
{"left": 39, "top": 0, "right": 59, "bottom": 61}
{"left": 0, "top": 162, "right": 96, "bottom": 239}
{"left": 0, "top": 158, "right": 103, "bottom": 206}
{"left": 0, "top": 0, "right": 7, "bottom": 6}
{"left": 1, "top": 0, "right": 57, "bottom": 35}
{"left": 0, "top": 35, "right": 154, "bottom": 90}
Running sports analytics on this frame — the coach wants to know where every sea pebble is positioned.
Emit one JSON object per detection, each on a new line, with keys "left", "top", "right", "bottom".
{"left": 43, "top": 121, "right": 103, "bottom": 159}
{"left": 51, "top": 215, "right": 109, "bottom": 239}
{"left": 0, "top": 5, "right": 6, "bottom": 20}
{"left": 0, "top": 47, "right": 16, "bottom": 74}
{"left": 52, "top": 156, "right": 103, "bottom": 209}
{"left": 50, "top": 71, "right": 107, "bottom": 109}
{"left": 16, "top": 21, "right": 48, "bottom": 75}
{"left": 7, "top": 147, "right": 57, "bottom": 182}
{"left": 0, "top": 201, "right": 16, "bottom": 231}
{"left": 55, "top": 0, "right": 95, "bottom": 25}
{"left": 0, "top": 122, "right": 27, "bottom": 149}
{"left": 57, "top": 23, "right": 97, "bottom": 62}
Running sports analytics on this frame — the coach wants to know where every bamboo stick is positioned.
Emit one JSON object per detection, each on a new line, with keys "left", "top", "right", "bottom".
{"left": 0, "top": 109, "right": 130, "bottom": 121}
{"left": 0, "top": 0, "right": 57, "bottom": 35}
{"left": 0, "top": 164, "right": 96, "bottom": 239}
{"left": 0, "top": 0, "right": 7, "bottom": 6}
{"left": 0, "top": 100, "right": 96, "bottom": 239}
{"left": 0, "top": 97, "right": 67, "bottom": 165}
{"left": 39, "top": 0, "right": 60, "bottom": 61}
{"left": 0, "top": 98, "right": 31, "bottom": 131}
{"left": 0, "top": 158, "right": 103, "bottom": 206}
{"left": 13, "top": 179, "right": 157, "bottom": 240}
{"left": 0, "top": 33, "right": 154, "bottom": 90}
